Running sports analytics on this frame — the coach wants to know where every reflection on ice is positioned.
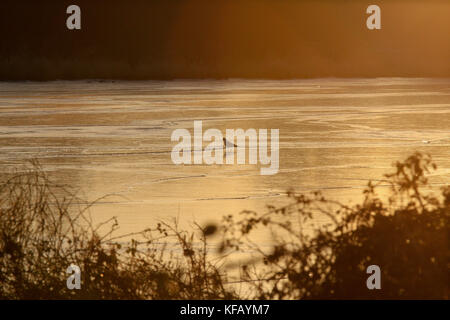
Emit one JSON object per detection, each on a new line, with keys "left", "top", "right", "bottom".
{"left": 0, "top": 78, "right": 449, "bottom": 235}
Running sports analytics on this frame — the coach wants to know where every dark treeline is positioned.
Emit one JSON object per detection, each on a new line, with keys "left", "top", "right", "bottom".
{"left": 0, "top": 0, "right": 449, "bottom": 80}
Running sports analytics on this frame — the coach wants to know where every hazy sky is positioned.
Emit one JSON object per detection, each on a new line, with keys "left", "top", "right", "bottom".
{"left": 0, "top": 0, "right": 449, "bottom": 79}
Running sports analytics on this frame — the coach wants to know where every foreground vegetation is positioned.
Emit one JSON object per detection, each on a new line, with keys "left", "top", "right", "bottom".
{"left": 0, "top": 153, "right": 448, "bottom": 299}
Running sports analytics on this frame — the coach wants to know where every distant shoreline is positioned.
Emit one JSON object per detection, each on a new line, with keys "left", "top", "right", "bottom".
{"left": 1, "top": 76, "right": 450, "bottom": 83}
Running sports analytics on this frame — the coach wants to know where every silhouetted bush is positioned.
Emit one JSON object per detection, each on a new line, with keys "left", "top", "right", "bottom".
{"left": 0, "top": 153, "right": 448, "bottom": 299}
{"left": 0, "top": 161, "right": 235, "bottom": 299}
{"left": 220, "top": 153, "right": 449, "bottom": 299}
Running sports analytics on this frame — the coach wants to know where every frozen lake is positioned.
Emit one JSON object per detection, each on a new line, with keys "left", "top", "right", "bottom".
{"left": 0, "top": 78, "right": 449, "bottom": 235}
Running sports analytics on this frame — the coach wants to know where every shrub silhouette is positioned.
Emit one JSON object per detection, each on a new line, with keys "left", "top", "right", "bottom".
{"left": 0, "top": 153, "right": 448, "bottom": 299}
{"left": 0, "top": 161, "right": 235, "bottom": 299}
{"left": 220, "top": 152, "right": 449, "bottom": 299}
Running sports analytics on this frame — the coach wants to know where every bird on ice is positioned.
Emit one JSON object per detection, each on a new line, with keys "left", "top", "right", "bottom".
{"left": 223, "top": 137, "right": 238, "bottom": 148}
